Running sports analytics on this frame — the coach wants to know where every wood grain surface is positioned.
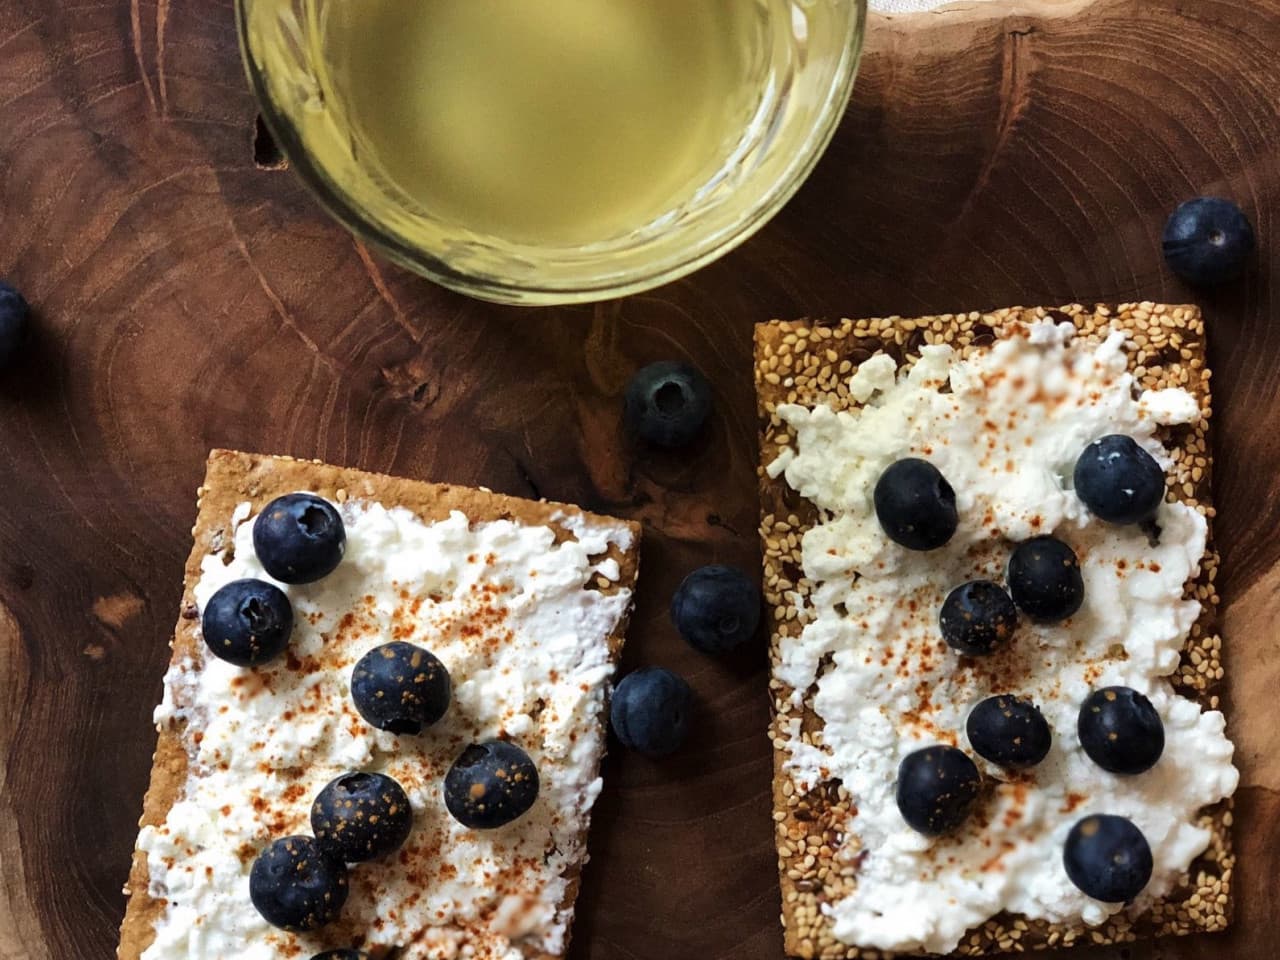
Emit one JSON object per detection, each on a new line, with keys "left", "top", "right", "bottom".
{"left": 0, "top": 1, "right": 1276, "bottom": 959}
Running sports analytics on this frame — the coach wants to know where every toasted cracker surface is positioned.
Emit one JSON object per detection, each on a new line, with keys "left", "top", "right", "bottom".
{"left": 118, "top": 450, "right": 641, "bottom": 960}
{"left": 754, "top": 304, "right": 1231, "bottom": 959}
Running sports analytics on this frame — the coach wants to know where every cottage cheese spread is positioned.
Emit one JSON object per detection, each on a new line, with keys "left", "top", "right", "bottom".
{"left": 138, "top": 501, "right": 634, "bottom": 960}
{"left": 768, "top": 322, "right": 1238, "bottom": 954}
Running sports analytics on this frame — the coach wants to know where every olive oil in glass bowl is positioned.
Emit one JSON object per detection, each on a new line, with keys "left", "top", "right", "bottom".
{"left": 237, "top": 0, "right": 866, "bottom": 304}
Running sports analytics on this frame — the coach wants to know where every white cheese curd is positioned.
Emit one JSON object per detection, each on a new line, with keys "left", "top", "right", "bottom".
{"left": 139, "top": 501, "right": 633, "bottom": 960}
{"left": 769, "top": 322, "right": 1237, "bottom": 954}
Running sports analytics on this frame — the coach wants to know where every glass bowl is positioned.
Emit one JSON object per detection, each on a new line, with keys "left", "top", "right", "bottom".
{"left": 237, "top": 0, "right": 866, "bottom": 305}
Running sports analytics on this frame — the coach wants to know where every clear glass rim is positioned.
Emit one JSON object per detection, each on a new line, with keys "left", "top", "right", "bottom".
{"left": 236, "top": 1, "right": 867, "bottom": 306}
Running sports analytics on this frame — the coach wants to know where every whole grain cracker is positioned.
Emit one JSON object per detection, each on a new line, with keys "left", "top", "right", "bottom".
{"left": 754, "top": 304, "right": 1231, "bottom": 958}
{"left": 118, "top": 450, "right": 641, "bottom": 960}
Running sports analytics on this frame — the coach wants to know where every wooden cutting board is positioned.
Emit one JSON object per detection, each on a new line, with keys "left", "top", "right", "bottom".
{"left": 0, "top": 1, "right": 1276, "bottom": 957}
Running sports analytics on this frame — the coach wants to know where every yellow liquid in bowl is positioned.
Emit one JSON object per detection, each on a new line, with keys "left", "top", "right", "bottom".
{"left": 321, "top": 0, "right": 759, "bottom": 246}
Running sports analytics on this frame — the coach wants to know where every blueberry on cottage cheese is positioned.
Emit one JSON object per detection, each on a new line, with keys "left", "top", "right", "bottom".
{"left": 201, "top": 578, "right": 293, "bottom": 667}
{"left": 249, "top": 836, "right": 348, "bottom": 932}
{"left": 895, "top": 745, "right": 982, "bottom": 836}
{"left": 253, "top": 493, "right": 346, "bottom": 584}
{"left": 1162, "top": 197, "right": 1255, "bottom": 286}
{"left": 1063, "top": 814, "right": 1153, "bottom": 903}
{"left": 1073, "top": 435, "right": 1166, "bottom": 525}
{"left": 1078, "top": 686, "right": 1165, "bottom": 775}
{"left": 609, "top": 666, "right": 692, "bottom": 756}
{"left": 873, "top": 458, "right": 958, "bottom": 551}
{"left": 939, "top": 580, "right": 1017, "bottom": 656}
{"left": 310, "top": 952, "right": 370, "bottom": 960}
{"left": 671, "top": 565, "right": 761, "bottom": 655}
{"left": 351, "top": 641, "right": 451, "bottom": 735}
{"left": 0, "top": 281, "right": 29, "bottom": 369}
{"left": 311, "top": 772, "right": 413, "bottom": 863}
{"left": 1007, "top": 536, "right": 1084, "bottom": 622}
{"left": 966, "top": 695, "right": 1052, "bottom": 769}
{"left": 623, "top": 360, "right": 712, "bottom": 447}
{"left": 444, "top": 740, "right": 540, "bottom": 829}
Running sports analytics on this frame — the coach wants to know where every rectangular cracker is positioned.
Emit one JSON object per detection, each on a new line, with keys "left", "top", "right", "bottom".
{"left": 119, "top": 449, "right": 641, "bottom": 960}
{"left": 754, "top": 304, "right": 1231, "bottom": 958}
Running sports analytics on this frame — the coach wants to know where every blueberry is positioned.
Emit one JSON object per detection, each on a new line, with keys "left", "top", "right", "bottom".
{"left": 350, "top": 642, "right": 451, "bottom": 735}
{"left": 623, "top": 361, "right": 712, "bottom": 447}
{"left": 1063, "top": 815, "right": 1153, "bottom": 902}
{"left": 966, "top": 695, "right": 1052, "bottom": 769}
{"left": 311, "top": 772, "right": 413, "bottom": 863}
{"left": 1162, "top": 197, "right": 1254, "bottom": 286}
{"left": 939, "top": 580, "right": 1017, "bottom": 656}
{"left": 671, "top": 565, "right": 761, "bottom": 655}
{"left": 201, "top": 578, "right": 293, "bottom": 667}
{"left": 895, "top": 745, "right": 982, "bottom": 835}
{"left": 609, "top": 666, "right": 692, "bottom": 757}
{"left": 1074, "top": 435, "right": 1166, "bottom": 525}
{"left": 873, "top": 458, "right": 958, "bottom": 551}
{"left": 444, "top": 740, "right": 540, "bottom": 829}
{"left": 249, "top": 836, "right": 348, "bottom": 932}
{"left": 0, "top": 282, "right": 29, "bottom": 369}
{"left": 253, "top": 493, "right": 346, "bottom": 584}
{"left": 1077, "top": 686, "right": 1164, "bottom": 775}
{"left": 310, "top": 952, "right": 370, "bottom": 960}
{"left": 1007, "top": 536, "right": 1084, "bottom": 622}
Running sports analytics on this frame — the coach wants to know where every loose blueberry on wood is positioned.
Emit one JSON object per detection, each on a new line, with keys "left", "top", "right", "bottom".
{"left": 444, "top": 740, "right": 540, "bottom": 829}
{"left": 201, "top": 578, "right": 293, "bottom": 667}
{"left": 0, "top": 281, "right": 29, "bottom": 369}
{"left": 939, "top": 580, "right": 1017, "bottom": 656}
{"left": 671, "top": 565, "right": 761, "bottom": 655}
{"left": 873, "top": 458, "right": 958, "bottom": 551}
{"left": 249, "top": 836, "right": 348, "bottom": 932}
{"left": 1063, "top": 814, "right": 1153, "bottom": 903}
{"left": 609, "top": 666, "right": 693, "bottom": 757}
{"left": 312, "top": 772, "right": 414, "bottom": 863}
{"left": 351, "top": 641, "right": 451, "bottom": 735}
{"left": 1073, "top": 435, "right": 1166, "bottom": 525}
{"left": 623, "top": 361, "right": 712, "bottom": 447}
{"left": 1007, "top": 536, "right": 1084, "bottom": 622}
{"left": 1162, "top": 197, "right": 1254, "bottom": 286}
{"left": 253, "top": 493, "right": 346, "bottom": 584}
{"left": 966, "top": 695, "right": 1052, "bottom": 769}
{"left": 895, "top": 745, "right": 982, "bottom": 835}
{"left": 1078, "top": 686, "right": 1165, "bottom": 775}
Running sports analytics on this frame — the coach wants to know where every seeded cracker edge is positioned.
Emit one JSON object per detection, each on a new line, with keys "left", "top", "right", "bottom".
{"left": 754, "top": 304, "right": 1231, "bottom": 959}
{"left": 117, "top": 450, "right": 642, "bottom": 960}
